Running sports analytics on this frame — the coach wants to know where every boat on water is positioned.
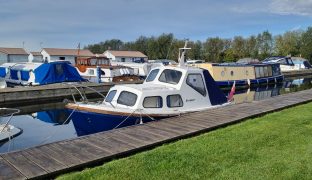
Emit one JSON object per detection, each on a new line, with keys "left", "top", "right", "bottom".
{"left": 75, "top": 56, "right": 141, "bottom": 83}
{"left": 262, "top": 56, "right": 298, "bottom": 72}
{"left": 0, "top": 61, "right": 85, "bottom": 86}
{"left": 66, "top": 42, "right": 229, "bottom": 122}
{"left": 0, "top": 108, "right": 22, "bottom": 142}
{"left": 190, "top": 62, "right": 284, "bottom": 88}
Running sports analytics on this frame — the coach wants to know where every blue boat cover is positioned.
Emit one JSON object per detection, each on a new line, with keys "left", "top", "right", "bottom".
{"left": 20, "top": 70, "right": 30, "bottom": 81}
{"left": 202, "top": 69, "right": 228, "bottom": 105}
{"left": 10, "top": 69, "right": 19, "bottom": 80}
{"left": 34, "top": 61, "right": 85, "bottom": 85}
{"left": 0, "top": 67, "right": 6, "bottom": 77}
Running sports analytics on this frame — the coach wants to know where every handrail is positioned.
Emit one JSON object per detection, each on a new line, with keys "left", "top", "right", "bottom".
{"left": 63, "top": 82, "right": 106, "bottom": 103}
{"left": 0, "top": 108, "right": 20, "bottom": 133}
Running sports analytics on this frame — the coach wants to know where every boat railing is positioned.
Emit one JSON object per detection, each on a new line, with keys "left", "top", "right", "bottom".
{"left": 64, "top": 82, "right": 106, "bottom": 104}
{"left": 0, "top": 108, "right": 20, "bottom": 133}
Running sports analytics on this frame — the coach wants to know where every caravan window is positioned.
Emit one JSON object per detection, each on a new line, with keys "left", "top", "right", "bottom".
{"left": 167, "top": 94, "right": 183, "bottom": 108}
{"left": 143, "top": 96, "right": 163, "bottom": 108}
{"left": 159, "top": 69, "right": 182, "bottom": 84}
{"left": 146, "top": 69, "right": 159, "bottom": 82}
{"left": 117, "top": 91, "right": 137, "bottom": 106}
{"left": 186, "top": 74, "right": 206, "bottom": 96}
{"left": 105, "top": 90, "right": 117, "bottom": 103}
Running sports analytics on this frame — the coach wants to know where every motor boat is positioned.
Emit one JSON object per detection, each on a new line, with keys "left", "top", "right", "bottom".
{"left": 66, "top": 42, "right": 229, "bottom": 122}
{"left": 0, "top": 108, "right": 22, "bottom": 142}
{"left": 75, "top": 56, "right": 141, "bottom": 83}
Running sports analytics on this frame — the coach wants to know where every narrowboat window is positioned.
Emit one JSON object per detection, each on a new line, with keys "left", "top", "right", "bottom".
{"left": 255, "top": 67, "right": 260, "bottom": 78}
{"left": 186, "top": 74, "right": 206, "bottom": 96}
{"left": 159, "top": 69, "right": 182, "bottom": 84}
{"left": 143, "top": 96, "right": 163, "bottom": 108}
{"left": 259, "top": 67, "right": 264, "bottom": 77}
{"left": 230, "top": 71, "right": 234, "bottom": 76}
{"left": 146, "top": 69, "right": 159, "bottom": 82}
{"left": 221, "top": 71, "right": 225, "bottom": 77}
{"left": 105, "top": 90, "right": 117, "bottom": 103}
{"left": 117, "top": 91, "right": 138, "bottom": 106}
{"left": 167, "top": 94, "right": 183, "bottom": 108}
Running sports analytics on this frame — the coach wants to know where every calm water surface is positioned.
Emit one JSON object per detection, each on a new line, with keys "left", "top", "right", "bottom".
{"left": 0, "top": 75, "right": 311, "bottom": 153}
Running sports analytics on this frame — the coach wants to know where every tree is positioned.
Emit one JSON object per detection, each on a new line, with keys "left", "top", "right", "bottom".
{"left": 232, "top": 36, "right": 246, "bottom": 59}
{"left": 203, "top": 37, "right": 226, "bottom": 62}
{"left": 257, "top": 31, "right": 273, "bottom": 60}
{"left": 275, "top": 30, "right": 302, "bottom": 56}
{"left": 300, "top": 27, "right": 312, "bottom": 62}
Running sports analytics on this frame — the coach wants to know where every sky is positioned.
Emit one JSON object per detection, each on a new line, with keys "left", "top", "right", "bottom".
{"left": 0, "top": 0, "right": 312, "bottom": 51}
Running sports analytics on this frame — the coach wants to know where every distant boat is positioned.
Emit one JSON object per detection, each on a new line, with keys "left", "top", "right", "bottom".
{"left": 75, "top": 56, "right": 141, "bottom": 83}
{"left": 263, "top": 56, "right": 298, "bottom": 72}
{"left": 190, "top": 62, "right": 284, "bottom": 88}
{"left": 0, "top": 108, "right": 22, "bottom": 142}
{"left": 0, "top": 61, "right": 85, "bottom": 86}
{"left": 66, "top": 41, "right": 229, "bottom": 122}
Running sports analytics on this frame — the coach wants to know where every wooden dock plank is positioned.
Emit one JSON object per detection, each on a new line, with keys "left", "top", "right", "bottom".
{"left": 0, "top": 156, "right": 25, "bottom": 180}
{"left": 2, "top": 152, "right": 47, "bottom": 179}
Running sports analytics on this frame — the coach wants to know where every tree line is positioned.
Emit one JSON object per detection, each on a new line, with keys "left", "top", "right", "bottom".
{"left": 85, "top": 27, "right": 312, "bottom": 63}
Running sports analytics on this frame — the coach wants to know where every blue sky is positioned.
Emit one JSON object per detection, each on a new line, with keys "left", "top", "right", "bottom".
{"left": 0, "top": 0, "right": 312, "bottom": 51}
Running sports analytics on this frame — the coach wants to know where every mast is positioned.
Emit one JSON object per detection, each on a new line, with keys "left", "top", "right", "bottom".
{"left": 178, "top": 40, "right": 191, "bottom": 67}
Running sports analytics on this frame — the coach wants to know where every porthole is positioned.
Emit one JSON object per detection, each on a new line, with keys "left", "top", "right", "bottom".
{"left": 246, "top": 70, "right": 249, "bottom": 76}
{"left": 230, "top": 71, "right": 234, "bottom": 76}
{"left": 221, "top": 71, "right": 225, "bottom": 77}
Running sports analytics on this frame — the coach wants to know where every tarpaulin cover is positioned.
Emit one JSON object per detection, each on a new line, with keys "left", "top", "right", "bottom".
{"left": 203, "top": 69, "right": 227, "bottom": 105}
{"left": 0, "top": 67, "right": 6, "bottom": 77}
{"left": 34, "top": 61, "right": 85, "bottom": 85}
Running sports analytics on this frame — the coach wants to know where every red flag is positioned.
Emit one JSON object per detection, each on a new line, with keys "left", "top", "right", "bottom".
{"left": 228, "top": 81, "right": 236, "bottom": 102}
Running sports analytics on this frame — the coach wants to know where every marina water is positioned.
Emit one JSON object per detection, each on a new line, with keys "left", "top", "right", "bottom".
{"left": 0, "top": 75, "right": 311, "bottom": 154}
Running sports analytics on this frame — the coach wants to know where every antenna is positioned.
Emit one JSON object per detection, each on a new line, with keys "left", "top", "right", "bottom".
{"left": 178, "top": 40, "right": 191, "bottom": 67}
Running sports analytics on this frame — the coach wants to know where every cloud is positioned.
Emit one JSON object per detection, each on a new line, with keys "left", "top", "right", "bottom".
{"left": 269, "top": 0, "right": 312, "bottom": 16}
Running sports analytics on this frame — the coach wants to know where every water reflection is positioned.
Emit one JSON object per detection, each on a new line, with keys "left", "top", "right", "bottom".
{"left": 0, "top": 75, "right": 311, "bottom": 153}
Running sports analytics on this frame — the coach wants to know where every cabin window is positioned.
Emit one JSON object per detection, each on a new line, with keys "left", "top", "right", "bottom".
{"left": 230, "top": 71, "right": 234, "bottom": 76}
{"left": 88, "top": 69, "right": 95, "bottom": 75}
{"left": 167, "top": 94, "right": 183, "bottom": 108}
{"left": 121, "top": 58, "right": 126, "bottom": 62}
{"left": 117, "top": 91, "right": 137, "bottom": 106}
{"left": 186, "top": 74, "right": 206, "bottom": 96}
{"left": 221, "top": 71, "right": 225, "bottom": 77}
{"left": 159, "top": 69, "right": 182, "bottom": 84}
{"left": 105, "top": 90, "right": 117, "bottom": 103}
{"left": 278, "top": 59, "right": 287, "bottom": 65}
{"left": 146, "top": 69, "right": 159, "bottom": 82}
{"left": 59, "top": 57, "right": 65, "bottom": 60}
{"left": 143, "top": 96, "right": 163, "bottom": 108}
{"left": 55, "top": 64, "right": 64, "bottom": 76}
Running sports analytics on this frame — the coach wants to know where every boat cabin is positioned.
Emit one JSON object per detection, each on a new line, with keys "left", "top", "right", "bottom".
{"left": 102, "top": 65, "right": 227, "bottom": 114}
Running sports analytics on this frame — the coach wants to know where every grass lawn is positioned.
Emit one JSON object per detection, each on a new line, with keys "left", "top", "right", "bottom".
{"left": 58, "top": 102, "right": 312, "bottom": 180}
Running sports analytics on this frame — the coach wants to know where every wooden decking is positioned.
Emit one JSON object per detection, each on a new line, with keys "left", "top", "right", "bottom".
{"left": 1, "top": 89, "right": 312, "bottom": 179}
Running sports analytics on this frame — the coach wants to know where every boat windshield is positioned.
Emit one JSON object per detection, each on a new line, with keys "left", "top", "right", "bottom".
{"left": 105, "top": 90, "right": 117, "bottom": 103}
{"left": 158, "top": 69, "right": 182, "bottom": 84}
{"left": 146, "top": 69, "right": 159, "bottom": 82}
{"left": 117, "top": 91, "right": 138, "bottom": 106}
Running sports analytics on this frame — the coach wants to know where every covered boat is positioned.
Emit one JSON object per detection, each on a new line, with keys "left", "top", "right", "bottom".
{"left": 0, "top": 61, "right": 85, "bottom": 86}
{"left": 263, "top": 56, "right": 296, "bottom": 72}
{"left": 66, "top": 42, "right": 229, "bottom": 122}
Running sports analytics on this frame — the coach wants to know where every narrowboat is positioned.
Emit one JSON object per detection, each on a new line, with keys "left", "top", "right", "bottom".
{"left": 190, "top": 62, "right": 284, "bottom": 88}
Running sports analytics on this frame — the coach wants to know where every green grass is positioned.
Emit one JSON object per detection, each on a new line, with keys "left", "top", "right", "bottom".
{"left": 58, "top": 102, "right": 312, "bottom": 180}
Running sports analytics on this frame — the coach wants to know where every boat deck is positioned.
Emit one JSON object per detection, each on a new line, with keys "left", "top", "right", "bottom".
{"left": 1, "top": 89, "right": 312, "bottom": 179}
